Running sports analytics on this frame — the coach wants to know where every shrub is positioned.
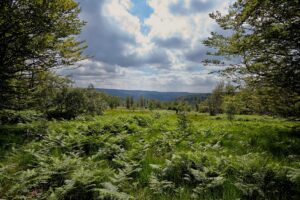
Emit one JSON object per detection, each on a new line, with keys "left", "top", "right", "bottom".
{"left": 46, "top": 88, "right": 107, "bottom": 119}
{"left": 132, "top": 115, "right": 151, "bottom": 127}
{"left": 224, "top": 101, "right": 237, "bottom": 121}
{"left": 149, "top": 154, "right": 227, "bottom": 198}
{"left": 152, "top": 111, "right": 161, "bottom": 119}
{"left": 0, "top": 109, "right": 43, "bottom": 124}
{"left": 101, "top": 120, "right": 138, "bottom": 135}
{"left": 177, "top": 112, "right": 189, "bottom": 131}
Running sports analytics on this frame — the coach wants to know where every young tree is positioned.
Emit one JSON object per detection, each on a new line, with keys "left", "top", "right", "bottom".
{"left": 64, "top": 88, "right": 87, "bottom": 119}
{"left": 195, "top": 103, "right": 200, "bottom": 112}
{"left": 85, "top": 88, "right": 107, "bottom": 115}
{"left": 224, "top": 97, "right": 237, "bottom": 121}
{"left": 33, "top": 71, "right": 73, "bottom": 112}
{"left": 125, "top": 97, "right": 130, "bottom": 109}
{"left": 106, "top": 96, "right": 120, "bottom": 109}
{"left": 203, "top": 0, "right": 299, "bottom": 117}
{"left": 148, "top": 99, "right": 155, "bottom": 111}
{"left": 139, "top": 96, "right": 146, "bottom": 108}
{"left": 207, "top": 82, "right": 225, "bottom": 115}
{"left": 0, "top": 0, "right": 86, "bottom": 109}
{"left": 46, "top": 87, "right": 108, "bottom": 119}
{"left": 129, "top": 96, "right": 134, "bottom": 109}
{"left": 125, "top": 96, "right": 134, "bottom": 109}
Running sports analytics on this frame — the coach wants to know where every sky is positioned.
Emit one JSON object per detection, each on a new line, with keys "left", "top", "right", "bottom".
{"left": 57, "top": 0, "right": 233, "bottom": 93}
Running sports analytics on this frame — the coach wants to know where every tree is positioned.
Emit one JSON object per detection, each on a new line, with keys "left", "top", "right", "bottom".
{"left": 125, "top": 96, "right": 134, "bottom": 109}
{"left": 198, "top": 100, "right": 209, "bottom": 113}
{"left": 207, "top": 82, "right": 224, "bottom": 115}
{"left": 203, "top": 0, "right": 300, "bottom": 117}
{"left": 64, "top": 88, "right": 87, "bottom": 118}
{"left": 45, "top": 87, "right": 107, "bottom": 119}
{"left": 106, "top": 96, "right": 120, "bottom": 109}
{"left": 85, "top": 88, "right": 108, "bottom": 115}
{"left": 129, "top": 96, "right": 134, "bottom": 109}
{"left": 139, "top": 96, "right": 146, "bottom": 108}
{"left": 223, "top": 97, "right": 237, "bottom": 121}
{"left": 195, "top": 103, "right": 200, "bottom": 112}
{"left": 33, "top": 71, "right": 73, "bottom": 112}
{"left": 0, "top": 0, "right": 86, "bottom": 109}
{"left": 125, "top": 97, "right": 130, "bottom": 109}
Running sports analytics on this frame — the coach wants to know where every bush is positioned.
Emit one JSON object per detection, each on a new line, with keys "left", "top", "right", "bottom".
{"left": 132, "top": 115, "right": 151, "bottom": 127}
{"left": 149, "top": 154, "right": 227, "bottom": 198}
{"left": 177, "top": 112, "right": 190, "bottom": 131}
{"left": 46, "top": 88, "right": 107, "bottom": 119}
{"left": 0, "top": 109, "right": 43, "bottom": 124}
{"left": 224, "top": 101, "right": 237, "bottom": 121}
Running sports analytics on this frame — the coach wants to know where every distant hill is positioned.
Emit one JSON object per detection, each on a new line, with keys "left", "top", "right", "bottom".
{"left": 97, "top": 88, "right": 209, "bottom": 101}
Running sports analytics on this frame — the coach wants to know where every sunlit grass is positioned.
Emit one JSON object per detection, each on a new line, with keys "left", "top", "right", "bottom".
{"left": 0, "top": 110, "right": 299, "bottom": 199}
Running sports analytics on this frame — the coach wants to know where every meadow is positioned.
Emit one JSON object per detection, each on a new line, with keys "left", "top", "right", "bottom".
{"left": 0, "top": 110, "right": 299, "bottom": 199}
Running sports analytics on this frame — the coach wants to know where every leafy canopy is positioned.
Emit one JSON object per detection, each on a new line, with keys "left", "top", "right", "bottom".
{"left": 0, "top": 0, "right": 87, "bottom": 109}
{"left": 204, "top": 0, "right": 299, "bottom": 94}
{"left": 203, "top": 0, "right": 300, "bottom": 117}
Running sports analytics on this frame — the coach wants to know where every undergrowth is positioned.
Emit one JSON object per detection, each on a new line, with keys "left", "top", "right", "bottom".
{"left": 0, "top": 110, "right": 299, "bottom": 199}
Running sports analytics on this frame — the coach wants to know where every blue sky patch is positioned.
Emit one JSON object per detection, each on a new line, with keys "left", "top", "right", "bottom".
{"left": 130, "top": 0, "right": 153, "bottom": 35}
{"left": 130, "top": 0, "right": 153, "bottom": 21}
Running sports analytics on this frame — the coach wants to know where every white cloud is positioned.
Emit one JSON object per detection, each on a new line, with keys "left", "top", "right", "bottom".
{"left": 58, "top": 59, "right": 223, "bottom": 92}
{"left": 146, "top": 0, "right": 192, "bottom": 39}
{"left": 104, "top": 0, "right": 148, "bottom": 47}
{"left": 67, "top": 0, "right": 234, "bottom": 92}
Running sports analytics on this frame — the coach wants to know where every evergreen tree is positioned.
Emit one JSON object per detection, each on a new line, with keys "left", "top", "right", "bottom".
{"left": 125, "top": 97, "right": 131, "bottom": 109}
{"left": 0, "top": 0, "right": 86, "bottom": 109}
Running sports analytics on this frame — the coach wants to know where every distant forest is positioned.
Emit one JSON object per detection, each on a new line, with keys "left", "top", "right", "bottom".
{"left": 0, "top": 0, "right": 298, "bottom": 119}
{"left": 0, "top": 0, "right": 299, "bottom": 199}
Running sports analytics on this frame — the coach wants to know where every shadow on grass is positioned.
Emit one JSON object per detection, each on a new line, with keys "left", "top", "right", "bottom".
{"left": 0, "top": 125, "right": 31, "bottom": 159}
{"left": 249, "top": 125, "right": 300, "bottom": 157}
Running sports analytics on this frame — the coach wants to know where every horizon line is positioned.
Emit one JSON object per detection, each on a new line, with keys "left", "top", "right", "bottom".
{"left": 93, "top": 87, "right": 209, "bottom": 94}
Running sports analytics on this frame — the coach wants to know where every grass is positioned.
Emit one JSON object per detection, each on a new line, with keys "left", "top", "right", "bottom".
{"left": 0, "top": 109, "right": 299, "bottom": 199}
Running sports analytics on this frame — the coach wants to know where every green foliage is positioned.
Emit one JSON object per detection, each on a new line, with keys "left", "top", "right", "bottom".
{"left": 138, "top": 96, "right": 146, "bottom": 109}
{"left": 166, "top": 101, "right": 190, "bottom": 113}
{"left": 207, "top": 82, "right": 225, "bottom": 116}
{"left": 0, "top": 109, "right": 43, "bottom": 124}
{"left": 0, "top": 0, "right": 87, "bottom": 109}
{"left": 125, "top": 96, "right": 134, "bottom": 109}
{"left": 46, "top": 87, "right": 108, "bottom": 119}
{"left": 223, "top": 98, "right": 237, "bottom": 121}
{"left": 148, "top": 99, "right": 162, "bottom": 110}
{"left": 0, "top": 110, "right": 299, "bottom": 199}
{"left": 203, "top": 0, "right": 300, "bottom": 117}
{"left": 177, "top": 112, "right": 190, "bottom": 131}
{"left": 106, "top": 96, "right": 121, "bottom": 109}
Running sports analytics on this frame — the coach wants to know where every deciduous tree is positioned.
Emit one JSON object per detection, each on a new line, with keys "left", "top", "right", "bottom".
{"left": 204, "top": 0, "right": 300, "bottom": 117}
{"left": 0, "top": 0, "right": 86, "bottom": 109}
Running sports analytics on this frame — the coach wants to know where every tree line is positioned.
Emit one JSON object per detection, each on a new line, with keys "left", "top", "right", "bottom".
{"left": 0, "top": 0, "right": 298, "bottom": 120}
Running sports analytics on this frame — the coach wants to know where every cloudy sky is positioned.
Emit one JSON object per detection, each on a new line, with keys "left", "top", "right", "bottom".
{"left": 58, "top": 0, "right": 233, "bottom": 93}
